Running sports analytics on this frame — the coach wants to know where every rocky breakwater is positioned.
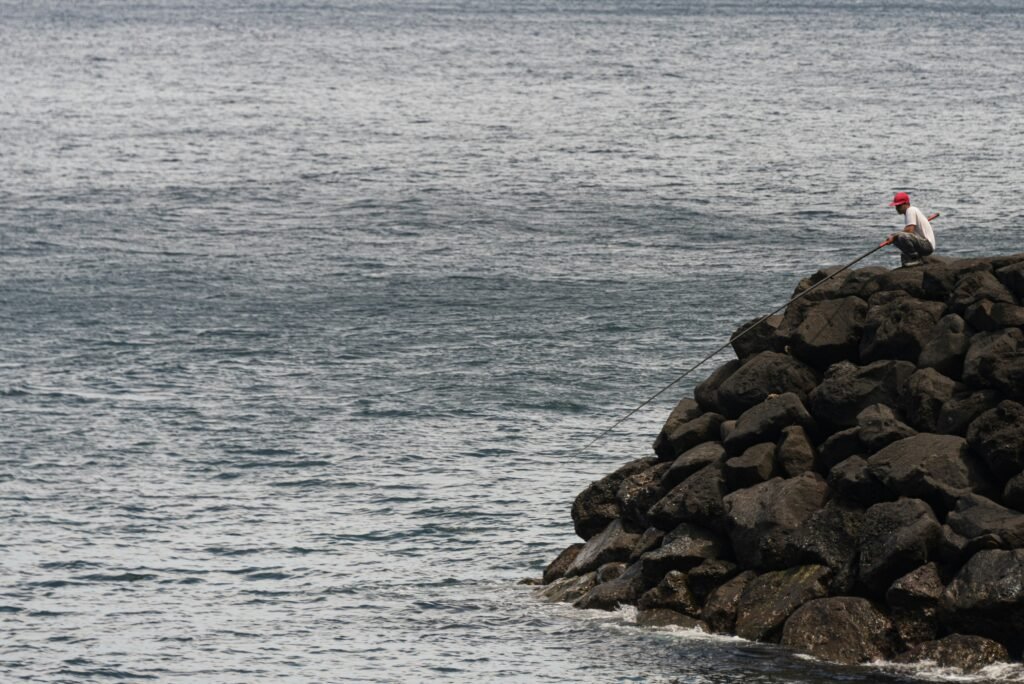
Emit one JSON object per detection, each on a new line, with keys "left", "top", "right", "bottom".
{"left": 537, "top": 254, "right": 1024, "bottom": 672}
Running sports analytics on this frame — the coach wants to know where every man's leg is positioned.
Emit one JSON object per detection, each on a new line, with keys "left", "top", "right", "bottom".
{"left": 893, "top": 233, "right": 934, "bottom": 266}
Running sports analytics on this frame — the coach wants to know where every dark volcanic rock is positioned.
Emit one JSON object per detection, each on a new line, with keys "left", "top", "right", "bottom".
{"left": 572, "top": 458, "right": 655, "bottom": 539}
{"left": 965, "top": 300, "right": 1024, "bottom": 332}
{"left": 730, "top": 314, "right": 783, "bottom": 360}
{"left": 1005, "top": 474, "right": 1024, "bottom": 513}
{"left": 856, "top": 403, "right": 916, "bottom": 453}
{"left": 816, "top": 427, "right": 863, "bottom": 473}
{"left": 783, "top": 500, "right": 864, "bottom": 593}
{"left": 617, "top": 462, "right": 671, "bottom": 527}
{"left": 967, "top": 401, "right": 1024, "bottom": 480}
{"left": 715, "top": 352, "right": 819, "bottom": 418}
{"left": 886, "top": 562, "right": 944, "bottom": 645}
{"left": 652, "top": 398, "right": 703, "bottom": 460}
{"left": 637, "top": 569, "right": 701, "bottom": 616}
{"left": 734, "top": 565, "right": 831, "bottom": 642}
{"left": 809, "top": 360, "right": 916, "bottom": 431}
{"left": 894, "top": 634, "right": 1009, "bottom": 672}
{"left": 962, "top": 328, "right": 1024, "bottom": 394}
{"left": 937, "top": 389, "right": 1000, "bottom": 436}
{"left": 694, "top": 359, "right": 741, "bottom": 415}
{"left": 782, "top": 296, "right": 868, "bottom": 369}
{"left": 997, "top": 259, "right": 1024, "bottom": 300}
{"left": 702, "top": 570, "right": 757, "bottom": 634}
{"left": 686, "top": 559, "right": 739, "bottom": 604}
{"left": 781, "top": 597, "right": 896, "bottom": 664}
{"left": 902, "top": 368, "right": 959, "bottom": 434}
{"left": 723, "top": 473, "right": 829, "bottom": 571}
{"left": 947, "top": 494, "right": 1024, "bottom": 550}
{"left": 538, "top": 572, "right": 597, "bottom": 603}
{"left": 638, "top": 522, "right": 727, "bottom": 585}
{"left": 918, "top": 313, "right": 971, "bottom": 379}
{"left": 566, "top": 519, "right": 643, "bottom": 576}
{"left": 867, "top": 434, "right": 991, "bottom": 511}
{"left": 858, "top": 499, "right": 941, "bottom": 596}
{"left": 722, "top": 392, "right": 815, "bottom": 455}
{"left": 628, "top": 527, "right": 665, "bottom": 562}
{"left": 654, "top": 412, "right": 725, "bottom": 462}
{"left": 596, "top": 562, "right": 627, "bottom": 584}
{"left": 940, "top": 549, "right": 1024, "bottom": 652}
{"left": 662, "top": 441, "right": 726, "bottom": 489}
{"left": 724, "top": 443, "right": 776, "bottom": 491}
{"left": 859, "top": 297, "right": 946, "bottom": 363}
{"left": 839, "top": 266, "right": 926, "bottom": 300}
{"left": 828, "top": 456, "right": 890, "bottom": 507}
{"left": 636, "top": 608, "right": 709, "bottom": 630}
{"left": 777, "top": 425, "right": 816, "bottom": 477}
{"left": 575, "top": 562, "right": 648, "bottom": 610}
{"left": 948, "top": 270, "right": 1016, "bottom": 316}
{"left": 647, "top": 462, "right": 728, "bottom": 532}
{"left": 543, "top": 543, "right": 584, "bottom": 584}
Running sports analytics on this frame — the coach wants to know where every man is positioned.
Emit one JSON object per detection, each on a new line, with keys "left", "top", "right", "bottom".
{"left": 887, "top": 191, "right": 935, "bottom": 267}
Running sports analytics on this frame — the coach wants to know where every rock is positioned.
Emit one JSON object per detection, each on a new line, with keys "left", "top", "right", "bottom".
{"left": 783, "top": 500, "right": 864, "bottom": 593}
{"left": 722, "top": 393, "right": 815, "bottom": 456}
{"left": 653, "top": 412, "right": 725, "bottom": 462}
{"left": 652, "top": 398, "right": 703, "bottom": 459}
{"left": 886, "top": 563, "right": 944, "bottom": 645}
{"left": 629, "top": 527, "right": 665, "bottom": 562}
{"left": 894, "top": 634, "right": 1009, "bottom": 672}
{"left": 543, "top": 543, "right": 584, "bottom": 584}
{"left": 719, "top": 419, "right": 736, "bottom": 442}
{"left": 793, "top": 265, "right": 856, "bottom": 301}
{"left": 730, "top": 314, "right": 783, "bottom": 360}
{"left": 780, "top": 597, "right": 896, "bottom": 664}
{"left": 962, "top": 328, "right": 1024, "bottom": 392}
{"left": 566, "top": 519, "right": 643, "bottom": 576}
{"left": 860, "top": 297, "right": 947, "bottom": 363}
{"left": 918, "top": 314, "right": 971, "bottom": 379}
{"left": 647, "top": 462, "right": 728, "bottom": 533}
{"left": 856, "top": 403, "right": 917, "bottom": 453}
{"left": 816, "top": 427, "right": 862, "bottom": 473}
{"left": 948, "top": 270, "right": 1016, "bottom": 316}
{"left": 575, "top": 562, "right": 648, "bottom": 610}
{"left": 920, "top": 260, "right": 992, "bottom": 300}
{"left": 694, "top": 359, "right": 741, "bottom": 415}
{"left": 686, "top": 559, "right": 739, "bottom": 604}
{"left": 734, "top": 565, "right": 831, "bottom": 642}
{"left": 996, "top": 260, "right": 1024, "bottom": 300}
{"left": 724, "top": 443, "right": 776, "bottom": 490}
{"left": 1005, "top": 474, "right": 1024, "bottom": 513}
{"left": 967, "top": 401, "right": 1024, "bottom": 480}
{"left": 637, "top": 569, "right": 701, "bottom": 616}
{"left": 809, "top": 360, "right": 916, "bottom": 431}
{"left": 636, "top": 608, "right": 709, "bottom": 630}
{"left": 572, "top": 458, "right": 655, "bottom": 539}
{"left": 858, "top": 498, "right": 941, "bottom": 596}
{"left": 936, "top": 389, "right": 999, "bottom": 436}
{"left": 947, "top": 494, "right": 1024, "bottom": 550}
{"left": 839, "top": 266, "right": 926, "bottom": 300}
{"left": 902, "top": 368, "right": 960, "bottom": 434}
{"left": 617, "top": 462, "right": 671, "bottom": 528}
{"left": 723, "top": 473, "right": 829, "bottom": 571}
{"left": 702, "top": 570, "right": 757, "bottom": 634}
{"left": 638, "top": 522, "right": 727, "bottom": 585}
{"left": 936, "top": 524, "right": 971, "bottom": 569}
{"left": 828, "top": 456, "right": 890, "bottom": 507}
{"left": 596, "top": 562, "right": 627, "bottom": 584}
{"left": 782, "top": 296, "right": 869, "bottom": 369}
{"left": 538, "top": 572, "right": 597, "bottom": 603}
{"left": 777, "top": 425, "right": 816, "bottom": 477}
{"left": 715, "top": 352, "right": 819, "bottom": 418}
{"left": 965, "top": 300, "right": 1024, "bottom": 332}
{"left": 867, "top": 434, "right": 991, "bottom": 511}
{"left": 940, "top": 549, "right": 1024, "bottom": 652}
{"left": 661, "top": 441, "right": 725, "bottom": 490}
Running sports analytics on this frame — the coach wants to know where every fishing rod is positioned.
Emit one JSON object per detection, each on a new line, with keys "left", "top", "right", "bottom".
{"left": 569, "top": 213, "right": 940, "bottom": 459}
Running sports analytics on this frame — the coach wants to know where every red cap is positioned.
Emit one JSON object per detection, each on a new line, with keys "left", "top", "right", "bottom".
{"left": 889, "top": 191, "right": 910, "bottom": 207}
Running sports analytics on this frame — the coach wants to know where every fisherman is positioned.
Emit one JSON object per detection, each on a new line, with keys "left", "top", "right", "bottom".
{"left": 886, "top": 191, "right": 935, "bottom": 267}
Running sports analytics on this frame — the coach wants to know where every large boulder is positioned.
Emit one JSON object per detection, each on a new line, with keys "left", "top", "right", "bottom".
{"left": 653, "top": 412, "right": 724, "bottom": 462}
{"left": 617, "top": 462, "right": 671, "bottom": 528}
{"left": 962, "top": 328, "right": 1024, "bottom": 393}
{"left": 917, "top": 313, "right": 971, "bottom": 379}
{"left": 964, "top": 300, "right": 1024, "bottom": 332}
{"left": 686, "top": 559, "right": 740, "bottom": 604}
{"left": 856, "top": 403, "right": 916, "bottom": 453}
{"left": 867, "top": 434, "right": 991, "bottom": 511}
{"left": 901, "top": 368, "right": 959, "bottom": 434}
{"left": 661, "top": 441, "right": 726, "bottom": 489}
{"left": 638, "top": 522, "right": 727, "bottom": 584}
{"left": 566, "top": 519, "right": 643, "bottom": 576}
{"left": 538, "top": 572, "right": 597, "bottom": 603}
{"left": 783, "top": 500, "right": 864, "bottom": 593}
{"left": 723, "top": 473, "right": 829, "bottom": 570}
{"left": 893, "top": 634, "right": 1009, "bottom": 672}
{"left": 636, "top": 608, "right": 709, "bottom": 630}
{"left": 816, "top": 427, "right": 863, "bottom": 473}
{"left": 780, "top": 597, "right": 897, "bottom": 664}
{"left": 809, "top": 360, "right": 917, "bottom": 431}
{"left": 730, "top": 314, "right": 783, "bottom": 360}
{"left": 637, "top": 569, "right": 701, "bottom": 617}
{"left": 839, "top": 266, "right": 926, "bottom": 301}
{"left": 828, "top": 456, "right": 890, "bottom": 507}
{"left": 781, "top": 296, "right": 869, "bottom": 369}
{"left": 859, "top": 297, "right": 947, "bottom": 363}
{"left": 940, "top": 549, "right": 1024, "bottom": 652}
{"left": 724, "top": 443, "right": 776, "bottom": 491}
{"left": 967, "top": 401, "right": 1024, "bottom": 480}
{"left": 777, "top": 425, "right": 816, "bottom": 477}
{"left": 947, "top": 494, "right": 1024, "bottom": 550}
{"left": 886, "top": 562, "right": 944, "bottom": 645}
{"left": 694, "top": 359, "right": 741, "bottom": 415}
{"left": 936, "top": 389, "right": 999, "bottom": 436}
{"left": 651, "top": 398, "right": 703, "bottom": 459}
{"left": 947, "top": 269, "right": 1016, "bottom": 316}
{"left": 572, "top": 458, "right": 655, "bottom": 539}
{"left": 647, "top": 462, "right": 728, "bottom": 532}
{"left": 858, "top": 498, "right": 941, "bottom": 596}
{"left": 722, "top": 393, "right": 815, "bottom": 455}
{"left": 997, "top": 259, "right": 1024, "bottom": 300}
{"left": 715, "top": 352, "right": 819, "bottom": 418}
{"left": 574, "top": 562, "right": 649, "bottom": 611}
{"left": 734, "top": 565, "right": 831, "bottom": 642}
{"left": 543, "top": 543, "right": 584, "bottom": 584}
{"left": 702, "top": 570, "right": 757, "bottom": 634}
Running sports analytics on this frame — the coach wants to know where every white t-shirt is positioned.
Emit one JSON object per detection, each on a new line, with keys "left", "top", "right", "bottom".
{"left": 903, "top": 205, "right": 935, "bottom": 248}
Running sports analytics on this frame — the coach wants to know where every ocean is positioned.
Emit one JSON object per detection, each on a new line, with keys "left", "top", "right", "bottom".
{"left": 2, "top": 1, "right": 1024, "bottom": 682}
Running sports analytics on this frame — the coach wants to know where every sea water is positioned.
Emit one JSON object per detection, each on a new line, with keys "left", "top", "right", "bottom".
{"left": 2, "top": 1, "right": 1024, "bottom": 682}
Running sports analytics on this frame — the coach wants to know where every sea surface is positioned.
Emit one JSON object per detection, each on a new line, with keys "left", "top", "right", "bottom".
{"left": 2, "top": 1, "right": 1024, "bottom": 682}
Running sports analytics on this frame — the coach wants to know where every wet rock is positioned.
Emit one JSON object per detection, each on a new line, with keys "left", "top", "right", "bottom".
{"left": 694, "top": 359, "right": 741, "bottom": 415}
{"left": 947, "top": 494, "right": 1024, "bottom": 550}
{"left": 777, "top": 425, "right": 816, "bottom": 477}
{"left": 723, "top": 473, "right": 829, "bottom": 571}
{"left": 809, "top": 359, "right": 916, "bottom": 431}
{"left": 886, "top": 562, "right": 944, "bottom": 645}
{"left": 894, "top": 634, "right": 1009, "bottom": 672}
{"left": 724, "top": 443, "right": 775, "bottom": 491}
{"left": 638, "top": 522, "right": 727, "bottom": 585}
{"left": 858, "top": 498, "right": 941, "bottom": 596}
{"left": 686, "top": 559, "right": 739, "bottom": 604}
{"left": 782, "top": 296, "right": 869, "bottom": 369}
{"left": 902, "top": 368, "right": 959, "bottom": 434}
{"left": 636, "top": 608, "right": 709, "bottom": 630}
{"left": 965, "top": 300, "right": 1024, "bottom": 332}
{"left": 543, "top": 543, "right": 584, "bottom": 584}
{"left": 856, "top": 404, "right": 916, "bottom": 453}
{"left": 538, "top": 572, "right": 597, "bottom": 603}
{"left": 936, "top": 389, "right": 999, "bottom": 436}
{"left": 654, "top": 412, "right": 725, "bottom": 462}
{"left": 637, "top": 569, "right": 701, "bottom": 616}
{"left": 730, "top": 314, "right": 783, "bottom": 360}
{"left": 940, "top": 549, "right": 1024, "bottom": 652}
{"left": 572, "top": 458, "right": 655, "bottom": 539}
{"left": 948, "top": 270, "right": 1016, "bottom": 316}
{"left": 595, "top": 562, "right": 627, "bottom": 584}
{"left": 867, "top": 434, "right": 991, "bottom": 511}
{"left": 918, "top": 313, "right": 971, "bottom": 379}
{"left": 783, "top": 500, "right": 864, "bottom": 593}
{"left": 781, "top": 597, "right": 896, "bottom": 664}
{"left": 702, "top": 570, "right": 757, "bottom": 634}
{"left": 715, "top": 352, "right": 820, "bottom": 418}
{"left": 722, "top": 392, "right": 816, "bottom": 456}
{"left": 575, "top": 562, "right": 648, "bottom": 611}
{"left": 617, "top": 462, "right": 671, "bottom": 527}
{"left": 816, "top": 427, "right": 862, "bottom": 473}
{"left": 859, "top": 297, "right": 946, "bottom": 363}
{"left": 628, "top": 527, "right": 665, "bottom": 562}
{"left": 734, "top": 565, "right": 831, "bottom": 642}
{"left": 828, "top": 456, "right": 890, "bottom": 507}
{"left": 647, "top": 462, "right": 727, "bottom": 533}
{"left": 652, "top": 398, "right": 703, "bottom": 459}
{"left": 661, "top": 441, "right": 725, "bottom": 490}
{"left": 566, "top": 519, "right": 643, "bottom": 576}
{"left": 967, "top": 401, "right": 1024, "bottom": 480}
